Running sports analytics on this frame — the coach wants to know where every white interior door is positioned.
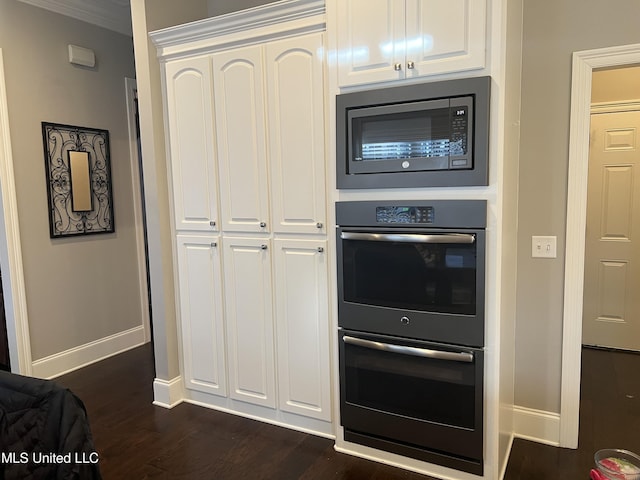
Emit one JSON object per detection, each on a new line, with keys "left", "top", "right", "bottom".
{"left": 583, "top": 110, "right": 640, "bottom": 350}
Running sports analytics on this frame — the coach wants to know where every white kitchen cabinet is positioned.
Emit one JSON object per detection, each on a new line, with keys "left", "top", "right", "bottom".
{"left": 266, "top": 33, "right": 327, "bottom": 235}
{"left": 165, "top": 56, "right": 219, "bottom": 232}
{"left": 336, "top": 0, "right": 487, "bottom": 87}
{"left": 213, "top": 33, "right": 327, "bottom": 235}
{"left": 153, "top": 1, "right": 331, "bottom": 437}
{"left": 222, "top": 237, "right": 276, "bottom": 409}
{"left": 212, "top": 46, "right": 271, "bottom": 234}
{"left": 176, "top": 234, "right": 226, "bottom": 397}
{"left": 273, "top": 239, "right": 330, "bottom": 421}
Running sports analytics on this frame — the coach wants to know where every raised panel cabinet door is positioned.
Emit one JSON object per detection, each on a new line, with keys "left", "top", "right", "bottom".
{"left": 165, "top": 56, "right": 219, "bottom": 232}
{"left": 273, "top": 239, "right": 330, "bottom": 421}
{"left": 213, "top": 46, "right": 270, "bottom": 233}
{"left": 265, "top": 33, "right": 326, "bottom": 234}
{"left": 405, "top": 0, "right": 486, "bottom": 77}
{"left": 336, "top": 0, "right": 406, "bottom": 87}
{"left": 176, "top": 234, "right": 227, "bottom": 397}
{"left": 583, "top": 111, "right": 640, "bottom": 350}
{"left": 222, "top": 237, "right": 276, "bottom": 408}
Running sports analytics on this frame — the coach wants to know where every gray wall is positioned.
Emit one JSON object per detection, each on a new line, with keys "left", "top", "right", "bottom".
{"left": 515, "top": 0, "right": 640, "bottom": 412}
{"left": 130, "top": 0, "right": 209, "bottom": 381}
{"left": 0, "top": 0, "right": 142, "bottom": 360}
{"left": 208, "top": 0, "right": 273, "bottom": 17}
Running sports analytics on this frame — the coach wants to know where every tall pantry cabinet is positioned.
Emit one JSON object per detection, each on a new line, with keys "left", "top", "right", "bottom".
{"left": 151, "top": 1, "right": 332, "bottom": 436}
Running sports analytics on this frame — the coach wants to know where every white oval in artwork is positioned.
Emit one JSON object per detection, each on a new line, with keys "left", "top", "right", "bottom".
{"left": 402, "top": 161, "right": 410, "bottom": 169}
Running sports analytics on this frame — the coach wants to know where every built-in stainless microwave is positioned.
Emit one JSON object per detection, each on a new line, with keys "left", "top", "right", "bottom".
{"left": 336, "top": 76, "right": 490, "bottom": 189}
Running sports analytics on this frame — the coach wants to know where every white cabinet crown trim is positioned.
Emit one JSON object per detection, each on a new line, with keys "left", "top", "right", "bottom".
{"left": 150, "top": 0, "right": 325, "bottom": 60}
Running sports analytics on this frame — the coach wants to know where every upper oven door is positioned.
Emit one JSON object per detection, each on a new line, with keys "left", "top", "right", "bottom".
{"left": 337, "top": 227, "right": 485, "bottom": 347}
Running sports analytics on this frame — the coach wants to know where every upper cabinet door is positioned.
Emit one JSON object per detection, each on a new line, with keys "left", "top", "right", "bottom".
{"left": 336, "top": 0, "right": 486, "bottom": 87}
{"left": 265, "top": 33, "right": 327, "bottom": 235}
{"left": 336, "top": 0, "right": 406, "bottom": 86}
{"left": 213, "top": 46, "right": 270, "bottom": 233}
{"left": 404, "top": 0, "right": 486, "bottom": 78}
{"left": 165, "top": 56, "right": 219, "bottom": 232}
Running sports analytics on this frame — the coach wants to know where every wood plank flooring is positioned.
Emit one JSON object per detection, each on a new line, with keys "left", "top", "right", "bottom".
{"left": 55, "top": 344, "right": 640, "bottom": 479}
{"left": 56, "top": 343, "right": 429, "bottom": 479}
{"left": 504, "top": 346, "right": 640, "bottom": 479}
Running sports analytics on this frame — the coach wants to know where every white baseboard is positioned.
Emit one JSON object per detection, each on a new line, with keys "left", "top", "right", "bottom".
{"left": 153, "top": 376, "right": 184, "bottom": 408}
{"left": 513, "top": 405, "right": 561, "bottom": 446}
{"left": 31, "top": 325, "right": 146, "bottom": 379}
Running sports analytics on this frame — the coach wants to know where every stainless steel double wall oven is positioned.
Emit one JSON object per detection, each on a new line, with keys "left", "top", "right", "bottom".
{"left": 336, "top": 200, "right": 486, "bottom": 475}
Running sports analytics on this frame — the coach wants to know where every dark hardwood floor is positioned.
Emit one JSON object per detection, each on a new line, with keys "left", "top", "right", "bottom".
{"left": 55, "top": 344, "right": 640, "bottom": 479}
{"left": 56, "top": 344, "right": 428, "bottom": 479}
{"left": 504, "top": 346, "right": 640, "bottom": 479}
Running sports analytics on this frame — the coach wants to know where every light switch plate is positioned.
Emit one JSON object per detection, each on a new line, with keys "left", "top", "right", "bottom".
{"left": 532, "top": 236, "right": 557, "bottom": 258}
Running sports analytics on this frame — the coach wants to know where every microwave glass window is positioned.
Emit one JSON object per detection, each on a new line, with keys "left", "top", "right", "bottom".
{"left": 342, "top": 237, "right": 476, "bottom": 315}
{"left": 352, "top": 107, "right": 467, "bottom": 163}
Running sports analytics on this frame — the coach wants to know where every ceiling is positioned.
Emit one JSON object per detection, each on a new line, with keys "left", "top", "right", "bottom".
{"left": 16, "top": 0, "right": 132, "bottom": 36}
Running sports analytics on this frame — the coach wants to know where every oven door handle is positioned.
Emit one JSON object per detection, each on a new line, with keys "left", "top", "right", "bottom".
{"left": 340, "top": 232, "right": 475, "bottom": 244}
{"left": 343, "top": 335, "right": 474, "bottom": 363}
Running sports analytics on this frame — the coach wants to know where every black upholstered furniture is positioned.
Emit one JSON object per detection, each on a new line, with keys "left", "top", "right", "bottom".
{"left": 0, "top": 371, "right": 101, "bottom": 479}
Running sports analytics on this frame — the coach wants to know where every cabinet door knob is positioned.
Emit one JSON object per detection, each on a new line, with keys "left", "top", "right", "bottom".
{"left": 407, "top": 61, "right": 415, "bottom": 70}
{"left": 316, "top": 222, "right": 323, "bottom": 229}
{"left": 210, "top": 242, "right": 217, "bottom": 248}
{"left": 394, "top": 62, "right": 402, "bottom": 71}
{"left": 317, "top": 247, "right": 324, "bottom": 253}
{"left": 259, "top": 221, "right": 267, "bottom": 228}
{"left": 209, "top": 220, "right": 216, "bottom": 227}
{"left": 260, "top": 244, "right": 268, "bottom": 250}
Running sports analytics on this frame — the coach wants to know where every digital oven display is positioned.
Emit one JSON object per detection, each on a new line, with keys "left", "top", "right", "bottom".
{"left": 375, "top": 206, "right": 434, "bottom": 224}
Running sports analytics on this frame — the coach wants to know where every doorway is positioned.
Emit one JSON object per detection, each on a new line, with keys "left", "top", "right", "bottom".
{"left": 0, "top": 270, "right": 9, "bottom": 370}
{"left": 0, "top": 48, "right": 31, "bottom": 375}
{"left": 582, "top": 77, "right": 640, "bottom": 350}
{"left": 125, "top": 77, "right": 152, "bottom": 343}
{"left": 561, "top": 44, "right": 640, "bottom": 449}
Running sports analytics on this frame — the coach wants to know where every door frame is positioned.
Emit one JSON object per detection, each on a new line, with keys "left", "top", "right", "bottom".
{"left": 561, "top": 43, "right": 640, "bottom": 448}
{"left": 125, "top": 77, "right": 152, "bottom": 342}
{"left": 0, "top": 49, "right": 32, "bottom": 375}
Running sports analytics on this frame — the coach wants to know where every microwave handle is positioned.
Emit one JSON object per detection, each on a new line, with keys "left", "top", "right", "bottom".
{"left": 340, "top": 232, "right": 475, "bottom": 244}
{"left": 343, "top": 335, "right": 474, "bottom": 363}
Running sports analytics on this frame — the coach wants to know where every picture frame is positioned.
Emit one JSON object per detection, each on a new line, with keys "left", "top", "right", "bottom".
{"left": 42, "top": 122, "right": 115, "bottom": 238}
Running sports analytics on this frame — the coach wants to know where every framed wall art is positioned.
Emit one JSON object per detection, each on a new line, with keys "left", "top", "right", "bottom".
{"left": 42, "top": 122, "right": 115, "bottom": 238}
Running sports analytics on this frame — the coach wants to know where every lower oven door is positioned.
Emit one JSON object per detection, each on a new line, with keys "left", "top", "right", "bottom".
{"left": 339, "top": 329, "right": 483, "bottom": 475}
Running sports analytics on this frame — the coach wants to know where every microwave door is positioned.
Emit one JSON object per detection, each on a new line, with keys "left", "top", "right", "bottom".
{"left": 348, "top": 99, "right": 451, "bottom": 174}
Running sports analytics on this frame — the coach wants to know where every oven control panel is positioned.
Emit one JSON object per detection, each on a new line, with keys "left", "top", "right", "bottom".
{"left": 375, "top": 206, "right": 434, "bottom": 224}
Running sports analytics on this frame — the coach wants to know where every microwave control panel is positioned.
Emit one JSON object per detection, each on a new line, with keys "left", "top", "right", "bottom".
{"left": 376, "top": 206, "right": 434, "bottom": 224}
{"left": 450, "top": 105, "right": 470, "bottom": 169}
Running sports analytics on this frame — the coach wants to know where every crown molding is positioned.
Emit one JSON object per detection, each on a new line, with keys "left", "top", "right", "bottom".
{"left": 16, "top": 0, "right": 132, "bottom": 36}
{"left": 151, "top": 0, "right": 325, "bottom": 58}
